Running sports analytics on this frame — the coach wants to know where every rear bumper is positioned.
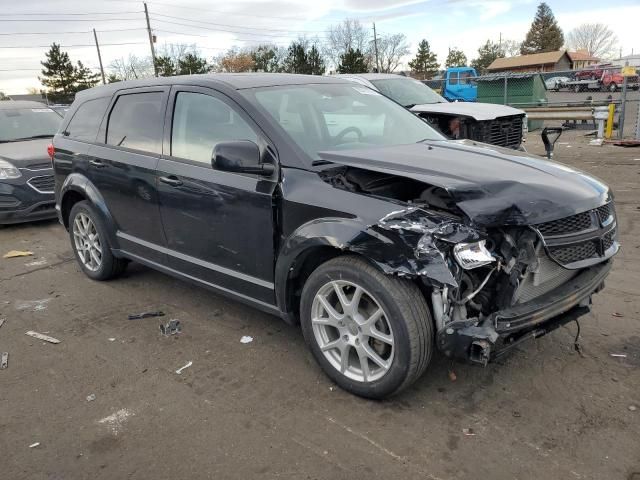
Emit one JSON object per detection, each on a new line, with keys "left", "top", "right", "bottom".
{"left": 437, "top": 260, "right": 612, "bottom": 364}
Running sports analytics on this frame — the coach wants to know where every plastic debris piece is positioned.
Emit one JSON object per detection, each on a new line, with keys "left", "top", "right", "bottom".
{"left": 612, "top": 312, "right": 624, "bottom": 318}
{"left": 128, "top": 310, "right": 165, "bottom": 320}
{"left": 240, "top": 335, "right": 253, "bottom": 344}
{"left": 25, "top": 331, "right": 60, "bottom": 344}
{"left": 108, "top": 338, "right": 116, "bottom": 342}
{"left": 610, "top": 353, "right": 627, "bottom": 358}
{"left": 1, "top": 352, "right": 8, "bottom": 369}
{"left": 175, "top": 361, "right": 193, "bottom": 374}
{"left": 0, "top": 318, "right": 5, "bottom": 329}
{"left": 448, "top": 370, "right": 457, "bottom": 382}
{"left": 29, "top": 442, "right": 40, "bottom": 448}
{"left": 462, "top": 428, "right": 475, "bottom": 436}
{"left": 3, "top": 250, "right": 33, "bottom": 258}
{"left": 86, "top": 394, "right": 96, "bottom": 402}
{"left": 629, "top": 405, "right": 637, "bottom": 412}
{"left": 159, "top": 319, "right": 181, "bottom": 336}
{"left": 25, "top": 259, "right": 47, "bottom": 267}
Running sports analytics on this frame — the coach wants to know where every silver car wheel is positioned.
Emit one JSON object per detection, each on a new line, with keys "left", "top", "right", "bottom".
{"left": 72, "top": 212, "right": 102, "bottom": 272}
{"left": 311, "top": 280, "right": 394, "bottom": 383}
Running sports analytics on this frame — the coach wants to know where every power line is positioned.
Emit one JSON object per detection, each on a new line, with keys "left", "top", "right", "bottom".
{"left": 0, "top": 42, "right": 148, "bottom": 49}
{"left": 0, "top": 11, "right": 143, "bottom": 16}
{"left": 0, "top": 18, "right": 143, "bottom": 22}
{"left": 0, "top": 28, "right": 146, "bottom": 36}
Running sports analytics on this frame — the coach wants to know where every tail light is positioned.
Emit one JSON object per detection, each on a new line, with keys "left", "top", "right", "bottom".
{"left": 47, "top": 143, "right": 55, "bottom": 165}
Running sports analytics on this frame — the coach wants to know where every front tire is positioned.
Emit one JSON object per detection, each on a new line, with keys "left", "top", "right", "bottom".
{"left": 68, "top": 201, "right": 127, "bottom": 280}
{"left": 300, "top": 256, "right": 433, "bottom": 399}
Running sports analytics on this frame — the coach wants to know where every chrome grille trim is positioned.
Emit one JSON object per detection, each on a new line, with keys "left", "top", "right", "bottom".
{"left": 27, "top": 175, "right": 55, "bottom": 194}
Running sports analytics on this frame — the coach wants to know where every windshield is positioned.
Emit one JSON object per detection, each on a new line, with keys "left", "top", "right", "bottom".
{"left": 245, "top": 83, "right": 444, "bottom": 162}
{"left": 0, "top": 107, "right": 61, "bottom": 142}
{"left": 369, "top": 78, "right": 446, "bottom": 107}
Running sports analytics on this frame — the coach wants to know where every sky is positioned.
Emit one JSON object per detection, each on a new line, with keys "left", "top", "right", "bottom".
{"left": 1, "top": 0, "right": 639, "bottom": 94}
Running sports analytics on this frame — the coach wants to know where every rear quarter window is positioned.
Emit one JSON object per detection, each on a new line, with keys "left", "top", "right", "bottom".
{"left": 65, "top": 97, "right": 110, "bottom": 142}
{"left": 106, "top": 92, "right": 163, "bottom": 154}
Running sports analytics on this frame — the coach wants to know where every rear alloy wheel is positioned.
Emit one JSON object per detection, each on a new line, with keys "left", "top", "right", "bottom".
{"left": 69, "top": 201, "right": 127, "bottom": 281}
{"left": 300, "top": 256, "right": 433, "bottom": 399}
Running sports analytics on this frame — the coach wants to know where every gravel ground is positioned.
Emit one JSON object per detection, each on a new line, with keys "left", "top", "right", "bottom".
{"left": 0, "top": 131, "right": 639, "bottom": 480}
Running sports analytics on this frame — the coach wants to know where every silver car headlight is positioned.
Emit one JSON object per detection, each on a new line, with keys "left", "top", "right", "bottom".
{"left": 453, "top": 240, "right": 495, "bottom": 269}
{"left": 0, "top": 159, "right": 21, "bottom": 179}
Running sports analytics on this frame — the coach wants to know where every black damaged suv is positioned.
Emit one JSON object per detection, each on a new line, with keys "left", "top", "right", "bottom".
{"left": 54, "top": 74, "right": 618, "bottom": 398}
{"left": 0, "top": 101, "right": 60, "bottom": 224}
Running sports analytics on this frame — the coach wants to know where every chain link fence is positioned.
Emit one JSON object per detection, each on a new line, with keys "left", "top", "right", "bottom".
{"left": 423, "top": 66, "right": 640, "bottom": 138}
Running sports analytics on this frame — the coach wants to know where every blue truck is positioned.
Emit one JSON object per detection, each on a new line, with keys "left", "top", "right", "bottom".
{"left": 431, "top": 67, "right": 479, "bottom": 102}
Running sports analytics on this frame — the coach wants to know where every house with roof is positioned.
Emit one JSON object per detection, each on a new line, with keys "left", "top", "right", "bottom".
{"left": 487, "top": 50, "right": 572, "bottom": 73}
{"left": 567, "top": 50, "right": 600, "bottom": 69}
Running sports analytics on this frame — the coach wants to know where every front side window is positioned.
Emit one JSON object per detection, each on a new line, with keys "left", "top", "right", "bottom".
{"left": 106, "top": 92, "right": 163, "bottom": 154}
{"left": 66, "top": 97, "right": 110, "bottom": 142}
{"left": 0, "top": 107, "right": 61, "bottom": 142}
{"left": 246, "top": 83, "right": 443, "bottom": 162}
{"left": 449, "top": 73, "right": 459, "bottom": 85}
{"left": 171, "top": 92, "right": 258, "bottom": 164}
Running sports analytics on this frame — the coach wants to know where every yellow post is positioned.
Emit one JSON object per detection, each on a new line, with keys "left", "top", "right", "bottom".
{"left": 605, "top": 103, "right": 615, "bottom": 139}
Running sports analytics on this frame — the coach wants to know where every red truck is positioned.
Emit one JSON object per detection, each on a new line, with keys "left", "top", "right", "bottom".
{"left": 566, "top": 67, "right": 639, "bottom": 92}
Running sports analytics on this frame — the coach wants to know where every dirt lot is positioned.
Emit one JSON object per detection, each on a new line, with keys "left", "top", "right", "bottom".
{"left": 1, "top": 131, "right": 639, "bottom": 480}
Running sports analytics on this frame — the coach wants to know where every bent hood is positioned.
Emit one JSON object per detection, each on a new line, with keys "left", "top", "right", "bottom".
{"left": 410, "top": 102, "right": 524, "bottom": 121}
{"left": 0, "top": 138, "right": 52, "bottom": 168}
{"left": 317, "top": 140, "right": 610, "bottom": 227}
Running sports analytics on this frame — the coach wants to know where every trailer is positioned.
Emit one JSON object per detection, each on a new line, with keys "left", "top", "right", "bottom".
{"left": 563, "top": 69, "right": 639, "bottom": 93}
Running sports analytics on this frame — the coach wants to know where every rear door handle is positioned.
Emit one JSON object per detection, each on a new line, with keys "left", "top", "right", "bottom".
{"left": 159, "top": 175, "right": 183, "bottom": 187}
{"left": 89, "top": 159, "right": 106, "bottom": 168}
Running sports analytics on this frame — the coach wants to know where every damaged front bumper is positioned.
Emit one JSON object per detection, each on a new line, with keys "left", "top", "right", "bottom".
{"left": 436, "top": 260, "right": 612, "bottom": 365}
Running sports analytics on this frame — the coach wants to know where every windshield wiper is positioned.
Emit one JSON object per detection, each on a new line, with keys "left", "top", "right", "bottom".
{"left": 311, "top": 159, "right": 336, "bottom": 167}
{"left": 2, "top": 134, "right": 54, "bottom": 143}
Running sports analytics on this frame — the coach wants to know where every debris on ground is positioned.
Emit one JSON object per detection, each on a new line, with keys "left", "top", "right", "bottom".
{"left": 3, "top": 250, "right": 34, "bottom": 258}
{"left": 462, "top": 428, "right": 476, "bottom": 436}
{"left": 86, "top": 394, "right": 96, "bottom": 402}
{"left": 25, "top": 331, "right": 60, "bottom": 344}
{"left": 0, "top": 318, "right": 5, "bottom": 329}
{"left": 610, "top": 353, "right": 627, "bottom": 358}
{"left": 612, "top": 312, "right": 624, "bottom": 318}
{"left": 175, "top": 361, "right": 193, "bottom": 374}
{"left": 128, "top": 310, "right": 165, "bottom": 320}
{"left": 159, "top": 319, "right": 181, "bottom": 336}
{"left": 16, "top": 298, "right": 52, "bottom": 312}
{"left": 25, "top": 259, "right": 47, "bottom": 267}
{"left": 108, "top": 338, "right": 116, "bottom": 342}
{"left": 240, "top": 335, "right": 253, "bottom": 344}
{"left": 98, "top": 408, "right": 134, "bottom": 435}
{"left": 29, "top": 442, "right": 40, "bottom": 448}
{"left": 629, "top": 405, "right": 637, "bottom": 412}
{"left": 512, "top": 411, "right": 521, "bottom": 418}
{"left": 448, "top": 370, "right": 457, "bottom": 382}
{"left": 1, "top": 352, "right": 8, "bottom": 369}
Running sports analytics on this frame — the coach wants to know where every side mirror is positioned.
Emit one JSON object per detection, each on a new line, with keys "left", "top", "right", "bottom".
{"left": 211, "top": 140, "right": 275, "bottom": 176}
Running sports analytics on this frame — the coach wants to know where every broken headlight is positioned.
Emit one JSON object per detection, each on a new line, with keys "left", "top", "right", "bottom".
{"left": 0, "top": 159, "right": 21, "bottom": 179}
{"left": 453, "top": 240, "right": 495, "bottom": 270}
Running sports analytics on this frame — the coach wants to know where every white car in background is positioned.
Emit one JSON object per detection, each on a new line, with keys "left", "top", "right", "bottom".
{"left": 545, "top": 76, "right": 571, "bottom": 91}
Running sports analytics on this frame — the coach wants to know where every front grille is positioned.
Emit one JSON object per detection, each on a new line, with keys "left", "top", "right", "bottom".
{"left": 27, "top": 175, "right": 54, "bottom": 193}
{"left": 470, "top": 115, "right": 523, "bottom": 149}
{"left": 535, "top": 202, "right": 618, "bottom": 267}
{"left": 536, "top": 211, "right": 592, "bottom": 236}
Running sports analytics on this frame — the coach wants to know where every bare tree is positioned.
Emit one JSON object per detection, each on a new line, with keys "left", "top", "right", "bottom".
{"left": 108, "top": 54, "right": 154, "bottom": 81}
{"left": 500, "top": 39, "right": 522, "bottom": 57}
{"left": 325, "top": 19, "right": 371, "bottom": 70}
{"left": 157, "top": 43, "right": 198, "bottom": 66}
{"left": 377, "top": 33, "right": 410, "bottom": 73}
{"left": 566, "top": 23, "right": 618, "bottom": 59}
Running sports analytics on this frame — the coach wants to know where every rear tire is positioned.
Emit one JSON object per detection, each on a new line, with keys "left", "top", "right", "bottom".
{"left": 300, "top": 256, "right": 433, "bottom": 399}
{"left": 68, "top": 201, "right": 127, "bottom": 281}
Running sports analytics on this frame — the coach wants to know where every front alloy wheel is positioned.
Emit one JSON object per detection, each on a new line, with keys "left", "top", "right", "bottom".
{"left": 311, "top": 280, "right": 394, "bottom": 383}
{"left": 72, "top": 212, "right": 102, "bottom": 271}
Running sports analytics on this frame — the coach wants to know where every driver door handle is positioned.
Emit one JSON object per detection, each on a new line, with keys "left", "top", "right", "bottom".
{"left": 159, "top": 175, "right": 183, "bottom": 187}
{"left": 89, "top": 159, "right": 106, "bottom": 168}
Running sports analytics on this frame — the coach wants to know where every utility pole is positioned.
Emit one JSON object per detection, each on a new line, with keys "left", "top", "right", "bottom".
{"left": 144, "top": 2, "right": 158, "bottom": 77}
{"left": 93, "top": 29, "right": 106, "bottom": 85}
{"left": 372, "top": 22, "right": 380, "bottom": 73}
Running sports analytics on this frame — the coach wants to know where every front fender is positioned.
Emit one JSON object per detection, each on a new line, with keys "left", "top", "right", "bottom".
{"left": 59, "top": 173, "right": 119, "bottom": 249}
{"left": 275, "top": 211, "right": 473, "bottom": 318}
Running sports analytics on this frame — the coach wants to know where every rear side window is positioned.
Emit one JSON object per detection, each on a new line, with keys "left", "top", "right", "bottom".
{"left": 106, "top": 92, "right": 163, "bottom": 154}
{"left": 66, "top": 97, "right": 110, "bottom": 141}
{"left": 171, "top": 92, "right": 257, "bottom": 164}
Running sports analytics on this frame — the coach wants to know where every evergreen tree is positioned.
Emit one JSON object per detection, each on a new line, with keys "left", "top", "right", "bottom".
{"left": 251, "top": 45, "right": 281, "bottom": 72}
{"left": 283, "top": 42, "right": 311, "bottom": 74}
{"left": 445, "top": 48, "right": 468, "bottom": 68}
{"left": 39, "top": 43, "right": 76, "bottom": 102}
{"left": 106, "top": 73, "right": 121, "bottom": 83}
{"left": 520, "top": 2, "right": 564, "bottom": 54}
{"left": 155, "top": 56, "right": 176, "bottom": 77}
{"left": 471, "top": 40, "right": 504, "bottom": 74}
{"left": 337, "top": 48, "right": 369, "bottom": 73}
{"left": 75, "top": 61, "right": 100, "bottom": 91}
{"left": 408, "top": 40, "right": 439, "bottom": 79}
{"left": 177, "top": 53, "right": 208, "bottom": 75}
{"left": 307, "top": 45, "right": 325, "bottom": 75}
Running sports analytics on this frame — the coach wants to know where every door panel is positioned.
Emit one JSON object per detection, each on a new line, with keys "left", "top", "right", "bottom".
{"left": 156, "top": 87, "right": 277, "bottom": 304}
